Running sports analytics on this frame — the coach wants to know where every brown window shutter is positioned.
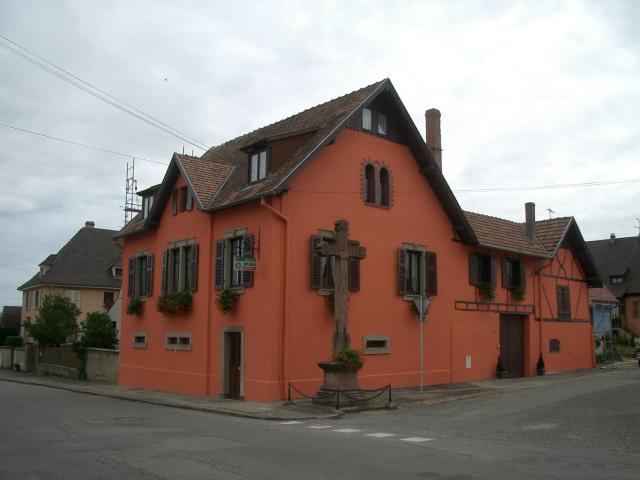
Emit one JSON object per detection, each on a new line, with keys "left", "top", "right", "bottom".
{"left": 242, "top": 233, "right": 254, "bottom": 287}
{"left": 490, "top": 257, "right": 497, "bottom": 286}
{"left": 565, "top": 287, "right": 571, "bottom": 320}
{"left": 348, "top": 257, "right": 360, "bottom": 292}
{"left": 310, "top": 235, "right": 322, "bottom": 289}
{"left": 128, "top": 257, "right": 135, "bottom": 298}
{"left": 186, "top": 189, "right": 193, "bottom": 211}
{"left": 187, "top": 244, "right": 198, "bottom": 292}
{"left": 161, "top": 250, "right": 168, "bottom": 294}
{"left": 398, "top": 248, "right": 408, "bottom": 295}
{"left": 469, "top": 254, "right": 479, "bottom": 285}
{"left": 146, "top": 254, "right": 153, "bottom": 296}
{"left": 215, "top": 239, "right": 225, "bottom": 290}
{"left": 425, "top": 251, "right": 437, "bottom": 296}
{"left": 502, "top": 259, "right": 509, "bottom": 288}
{"left": 519, "top": 263, "right": 526, "bottom": 289}
{"left": 171, "top": 189, "right": 178, "bottom": 215}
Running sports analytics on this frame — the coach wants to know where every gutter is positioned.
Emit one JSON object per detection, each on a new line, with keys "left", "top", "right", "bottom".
{"left": 260, "top": 198, "right": 290, "bottom": 400}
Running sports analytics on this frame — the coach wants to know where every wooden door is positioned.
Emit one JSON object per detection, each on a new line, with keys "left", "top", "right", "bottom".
{"left": 226, "top": 332, "right": 242, "bottom": 399}
{"left": 499, "top": 314, "right": 524, "bottom": 378}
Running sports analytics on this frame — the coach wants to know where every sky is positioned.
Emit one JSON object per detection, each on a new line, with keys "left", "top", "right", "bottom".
{"left": 0, "top": 0, "right": 638, "bottom": 307}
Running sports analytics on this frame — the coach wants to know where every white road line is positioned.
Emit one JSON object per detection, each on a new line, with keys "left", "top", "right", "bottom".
{"left": 308, "top": 425, "right": 332, "bottom": 429}
{"left": 332, "top": 428, "right": 361, "bottom": 433}
{"left": 280, "top": 421, "right": 303, "bottom": 425}
{"left": 400, "top": 437, "right": 433, "bottom": 443}
{"left": 366, "top": 433, "right": 396, "bottom": 438}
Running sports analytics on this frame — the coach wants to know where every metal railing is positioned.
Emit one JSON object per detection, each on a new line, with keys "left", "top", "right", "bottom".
{"left": 288, "top": 383, "right": 392, "bottom": 410}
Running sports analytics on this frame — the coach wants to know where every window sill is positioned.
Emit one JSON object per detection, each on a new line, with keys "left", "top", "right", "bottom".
{"left": 363, "top": 201, "right": 391, "bottom": 210}
{"left": 318, "top": 289, "right": 334, "bottom": 297}
{"left": 165, "top": 346, "right": 192, "bottom": 352}
{"left": 227, "top": 286, "right": 246, "bottom": 295}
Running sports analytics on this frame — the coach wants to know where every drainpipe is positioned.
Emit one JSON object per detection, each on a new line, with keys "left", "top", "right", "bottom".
{"left": 206, "top": 213, "right": 214, "bottom": 396}
{"left": 260, "top": 198, "right": 289, "bottom": 399}
{"left": 534, "top": 259, "right": 553, "bottom": 363}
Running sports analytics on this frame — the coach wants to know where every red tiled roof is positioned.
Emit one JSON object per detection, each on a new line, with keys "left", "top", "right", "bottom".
{"left": 176, "top": 154, "right": 234, "bottom": 208}
{"left": 589, "top": 287, "right": 619, "bottom": 303}
{"left": 534, "top": 217, "right": 572, "bottom": 254}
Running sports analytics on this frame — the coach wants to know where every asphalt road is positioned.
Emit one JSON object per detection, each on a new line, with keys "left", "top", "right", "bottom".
{"left": 1, "top": 368, "right": 638, "bottom": 479}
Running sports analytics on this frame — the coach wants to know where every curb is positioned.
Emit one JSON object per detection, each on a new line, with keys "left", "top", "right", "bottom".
{"left": 0, "top": 376, "right": 342, "bottom": 421}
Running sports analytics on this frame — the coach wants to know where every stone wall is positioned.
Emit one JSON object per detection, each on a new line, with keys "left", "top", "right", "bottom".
{"left": 85, "top": 348, "right": 119, "bottom": 384}
{"left": 0, "top": 346, "right": 25, "bottom": 371}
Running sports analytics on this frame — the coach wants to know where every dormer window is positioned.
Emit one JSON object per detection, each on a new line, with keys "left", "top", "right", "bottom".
{"left": 142, "top": 195, "right": 154, "bottom": 220}
{"left": 362, "top": 108, "right": 372, "bottom": 130}
{"left": 610, "top": 275, "right": 624, "bottom": 284}
{"left": 249, "top": 150, "right": 268, "bottom": 183}
{"left": 377, "top": 113, "right": 387, "bottom": 135}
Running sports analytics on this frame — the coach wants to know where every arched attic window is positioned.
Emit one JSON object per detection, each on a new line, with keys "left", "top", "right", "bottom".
{"left": 380, "top": 168, "right": 390, "bottom": 207}
{"left": 364, "top": 164, "right": 376, "bottom": 203}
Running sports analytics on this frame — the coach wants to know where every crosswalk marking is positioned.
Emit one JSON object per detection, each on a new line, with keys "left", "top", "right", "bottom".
{"left": 308, "top": 425, "right": 332, "bottom": 429}
{"left": 400, "top": 437, "right": 433, "bottom": 443}
{"left": 332, "top": 428, "right": 361, "bottom": 433}
{"left": 366, "top": 433, "right": 396, "bottom": 438}
{"left": 280, "top": 421, "right": 303, "bottom": 425}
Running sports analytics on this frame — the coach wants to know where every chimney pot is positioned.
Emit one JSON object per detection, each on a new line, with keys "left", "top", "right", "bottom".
{"left": 610, "top": 233, "right": 616, "bottom": 244}
{"left": 85, "top": 221, "right": 95, "bottom": 228}
{"left": 425, "top": 108, "right": 442, "bottom": 170}
{"left": 525, "top": 202, "right": 535, "bottom": 242}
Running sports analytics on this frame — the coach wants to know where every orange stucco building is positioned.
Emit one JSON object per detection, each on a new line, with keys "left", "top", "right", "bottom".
{"left": 117, "top": 79, "right": 601, "bottom": 401}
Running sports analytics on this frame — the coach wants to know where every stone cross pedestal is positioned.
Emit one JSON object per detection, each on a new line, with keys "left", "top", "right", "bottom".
{"left": 314, "top": 219, "right": 366, "bottom": 403}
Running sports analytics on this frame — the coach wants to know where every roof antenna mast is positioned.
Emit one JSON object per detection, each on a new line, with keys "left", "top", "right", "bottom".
{"left": 123, "top": 158, "right": 141, "bottom": 226}
{"left": 635, "top": 217, "right": 640, "bottom": 236}
{"left": 546, "top": 208, "right": 555, "bottom": 220}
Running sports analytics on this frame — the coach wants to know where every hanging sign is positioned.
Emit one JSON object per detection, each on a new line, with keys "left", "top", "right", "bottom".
{"left": 234, "top": 257, "right": 257, "bottom": 271}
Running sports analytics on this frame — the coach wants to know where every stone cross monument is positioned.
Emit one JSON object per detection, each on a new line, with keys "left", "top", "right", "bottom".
{"left": 316, "top": 219, "right": 366, "bottom": 355}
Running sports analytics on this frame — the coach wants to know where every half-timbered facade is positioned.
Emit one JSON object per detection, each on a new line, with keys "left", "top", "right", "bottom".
{"left": 117, "top": 79, "right": 600, "bottom": 401}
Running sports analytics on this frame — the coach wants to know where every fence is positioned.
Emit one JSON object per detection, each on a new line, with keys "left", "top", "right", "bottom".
{"left": 40, "top": 345, "right": 83, "bottom": 378}
{"left": 288, "top": 383, "right": 392, "bottom": 410}
{"left": 0, "top": 346, "right": 25, "bottom": 371}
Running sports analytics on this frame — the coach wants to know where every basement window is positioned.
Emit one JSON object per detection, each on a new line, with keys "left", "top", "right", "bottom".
{"left": 132, "top": 332, "right": 147, "bottom": 349}
{"left": 165, "top": 332, "right": 192, "bottom": 351}
{"left": 363, "top": 336, "right": 390, "bottom": 354}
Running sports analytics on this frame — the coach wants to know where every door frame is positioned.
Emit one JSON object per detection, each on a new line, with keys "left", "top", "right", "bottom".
{"left": 220, "top": 326, "right": 244, "bottom": 399}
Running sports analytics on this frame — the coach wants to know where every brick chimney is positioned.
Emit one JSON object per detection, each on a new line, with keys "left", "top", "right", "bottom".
{"left": 425, "top": 108, "right": 442, "bottom": 170}
{"left": 525, "top": 203, "right": 535, "bottom": 242}
{"left": 85, "top": 221, "right": 95, "bottom": 228}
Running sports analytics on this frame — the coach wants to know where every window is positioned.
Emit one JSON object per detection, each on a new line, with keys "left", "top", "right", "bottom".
{"left": 469, "top": 254, "right": 496, "bottom": 286}
{"left": 610, "top": 275, "right": 623, "bottom": 285}
{"left": 215, "top": 232, "right": 254, "bottom": 291}
{"left": 34, "top": 289, "right": 41, "bottom": 308}
{"left": 165, "top": 332, "right": 192, "bottom": 351}
{"left": 142, "top": 195, "right": 155, "bottom": 219}
{"left": 249, "top": 150, "right": 268, "bottom": 183}
{"left": 162, "top": 242, "right": 198, "bottom": 294}
{"left": 310, "top": 233, "right": 361, "bottom": 293}
{"left": 557, "top": 285, "right": 571, "bottom": 321}
{"left": 549, "top": 339, "right": 561, "bottom": 353}
{"left": 362, "top": 163, "right": 392, "bottom": 208}
{"left": 362, "top": 108, "right": 372, "bottom": 130}
{"left": 23, "top": 291, "right": 30, "bottom": 309}
{"left": 502, "top": 259, "right": 525, "bottom": 289}
{"left": 128, "top": 253, "right": 153, "bottom": 298}
{"left": 377, "top": 113, "right": 387, "bottom": 135}
{"left": 103, "top": 291, "right": 115, "bottom": 309}
{"left": 64, "top": 289, "right": 80, "bottom": 307}
{"left": 132, "top": 332, "right": 147, "bottom": 349}
{"left": 363, "top": 336, "right": 391, "bottom": 355}
{"left": 397, "top": 246, "right": 437, "bottom": 297}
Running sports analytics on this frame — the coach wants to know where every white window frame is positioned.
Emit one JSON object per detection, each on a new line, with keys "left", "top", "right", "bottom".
{"left": 64, "top": 289, "right": 80, "bottom": 308}
{"left": 132, "top": 332, "right": 148, "bottom": 349}
{"left": 363, "top": 335, "right": 391, "bottom": 355}
{"left": 165, "top": 332, "right": 192, "bottom": 351}
{"left": 249, "top": 150, "right": 268, "bottom": 183}
{"left": 377, "top": 113, "right": 388, "bottom": 135}
{"left": 362, "top": 108, "right": 372, "bottom": 130}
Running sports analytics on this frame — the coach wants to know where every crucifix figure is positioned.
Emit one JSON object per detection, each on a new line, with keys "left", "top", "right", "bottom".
{"left": 316, "top": 219, "right": 366, "bottom": 355}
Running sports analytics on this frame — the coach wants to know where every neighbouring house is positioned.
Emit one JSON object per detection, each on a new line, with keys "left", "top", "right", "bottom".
{"left": 18, "top": 221, "right": 122, "bottom": 338}
{"left": 116, "top": 78, "right": 601, "bottom": 402}
{"left": 588, "top": 234, "right": 640, "bottom": 336}
{"left": 1, "top": 306, "right": 22, "bottom": 332}
{"left": 588, "top": 287, "right": 618, "bottom": 338}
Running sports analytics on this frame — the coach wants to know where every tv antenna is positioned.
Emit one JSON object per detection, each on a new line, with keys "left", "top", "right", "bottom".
{"left": 546, "top": 208, "right": 555, "bottom": 219}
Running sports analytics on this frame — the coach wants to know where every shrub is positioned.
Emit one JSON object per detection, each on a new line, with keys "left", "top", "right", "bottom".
{"left": 216, "top": 288, "right": 237, "bottom": 315}
{"left": 334, "top": 348, "right": 363, "bottom": 370}
{"left": 510, "top": 285, "right": 525, "bottom": 301}
{"left": 77, "top": 311, "right": 118, "bottom": 350}
{"left": 157, "top": 292, "right": 193, "bottom": 314}
{"left": 126, "top": 298, "right": 143, "bottom": 316}
{"left": 23, "top": 295, "right": 80, "bottom": 347}
{"left": 478, "top": 282, "right": 495, "bottom": 301}
{"left": 0, "top": 327, "right": 19, "bottom": 346}
{"left": 6, "top": 336, "right": 24, "bottom": 348}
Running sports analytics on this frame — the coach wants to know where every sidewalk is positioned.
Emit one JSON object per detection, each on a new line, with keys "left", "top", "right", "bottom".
{"left": 0, "top": 361, "right": 635, "bottom": 420}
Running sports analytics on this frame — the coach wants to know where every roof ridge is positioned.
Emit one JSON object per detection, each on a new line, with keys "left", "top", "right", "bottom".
{"left": 203, "top": 79, "right": 388, "bottom": 154}
{"left": 464, "top": 210, "right": 522, "bottom": 225}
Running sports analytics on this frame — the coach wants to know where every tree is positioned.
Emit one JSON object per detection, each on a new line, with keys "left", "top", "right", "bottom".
{"left": 77, "top": 311, "right": 118, "bottom": 350}
{"left": 23, "top": 295, "right": 80, "bottom": 347}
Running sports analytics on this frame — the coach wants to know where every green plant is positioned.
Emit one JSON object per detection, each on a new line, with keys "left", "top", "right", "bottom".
{"left": 5, "top": 336, "right": 24, "bottom": 348}
{"left": 536, "top": 353, "right": 545, "bottom": 375}
{"left": 595, "top": 352, "right": 605, "bottom": 364}
{"left": 509, "top": 285, "right": 525, "bottom": 301}
{"left": 496, "top": 356, "right": 506, "bottom": 378}
{"left": 76, "top": 311, "right": 118, "bottom": 350}
{"left": 216, "top": 288, "right": 237, "bottom": 315}
{"left": 157, "top": 292, "right": 193, "bottom": 314}
{"left": 334, "top": 348, "right": 364, "bottom": 370}
{"left": 126, "top": 298, "right": 143, "bottom": 315}
{"left": 0, "top": 327, "right": 19, "bottom": 346}
{"left": 478, "top": 282, "right": 495, "bottom": 301}
{"left": 23, "top": 295, "right": 80, "bottom": 347}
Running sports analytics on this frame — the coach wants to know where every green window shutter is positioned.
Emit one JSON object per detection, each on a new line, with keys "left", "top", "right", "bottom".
{"left": 425, "top": 251, "right": 437, "bottom": 296}
{"left": 398, "top": 248, "right": 408, "bottom": 295}
{"left": 310, "top": 235, "right": 322, "bottom": 289}
{"left": 128, "top": 257, "right": 135, "bottom": 298}
{"left": 215, "top": 240, "right": 225, "bottom": 290}
{"left": 189, "top": 244, "right": 198, "bottom": 292}
{"left": 242, "top": 233, "right": 254, "bottom": 288}
{"left": 161, "top": 250, "right": 168, "bottom": 294}
{"left": 146, "top": 254, "right": 153, "bottom": 296}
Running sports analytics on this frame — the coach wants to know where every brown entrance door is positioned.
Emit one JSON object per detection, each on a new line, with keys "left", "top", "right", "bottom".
{"left": 226, "top": 332, "right": 242, "bottom": 399}
{"left": 499, "top": 314, "right": 525, "bottom": 378}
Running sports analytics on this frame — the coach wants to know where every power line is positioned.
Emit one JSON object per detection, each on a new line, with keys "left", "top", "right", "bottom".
{"left": 0, "top": 122, "right": 168, "bottom": 165}
{"left": 0, "top": 33, "right": 211, "bottom": 151}
{"left": 453, "top": 178, "right": 640, "bottom": 192}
